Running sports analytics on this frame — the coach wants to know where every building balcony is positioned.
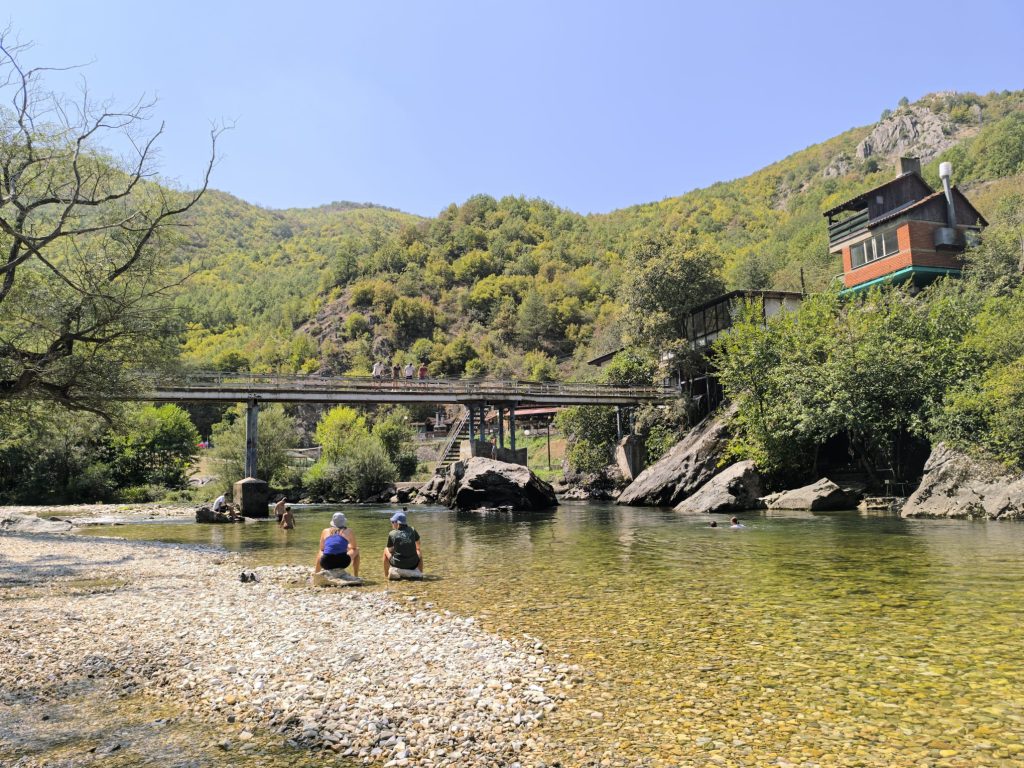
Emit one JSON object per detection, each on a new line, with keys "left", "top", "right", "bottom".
{"left": 827, "top": 209, "right": 869, "bottom": 247}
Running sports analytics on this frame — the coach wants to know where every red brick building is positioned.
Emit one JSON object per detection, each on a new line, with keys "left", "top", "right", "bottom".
{"left": 824, "top": 157, "right": 986, "bottom": 293}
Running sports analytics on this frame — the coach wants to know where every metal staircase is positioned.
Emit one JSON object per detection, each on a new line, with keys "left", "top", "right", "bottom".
{"left": 434, "top": 408, "right": 469, "bottom": 475}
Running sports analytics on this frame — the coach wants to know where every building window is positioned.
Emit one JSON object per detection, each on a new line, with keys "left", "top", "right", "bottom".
{"left": 851, "top": 228, "right": 899, "bottom": 268}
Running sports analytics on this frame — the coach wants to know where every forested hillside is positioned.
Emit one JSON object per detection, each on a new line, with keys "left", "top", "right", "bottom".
{"left": 174, "top": 90, "right": 1024, "bottom": 379}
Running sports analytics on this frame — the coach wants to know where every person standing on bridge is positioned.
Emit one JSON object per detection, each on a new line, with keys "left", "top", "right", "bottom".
{"left": 391, "top": 362, "right": 401, "bottom": 387}
{"left": 404, "top": 362, "right": 414, "bottom": 380}
{"left": 418, "top": 361, "right": 428, "bottom": 383}
{"left": 372, "top": 360, "right": 384, "bottom": 384}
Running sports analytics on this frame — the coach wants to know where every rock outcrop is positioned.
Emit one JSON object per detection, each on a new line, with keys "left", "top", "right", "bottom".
{"left": 438, "top": 458, "right": 558, "bottom": 511}
{"left": 855, "top": 106, "right": 958, "bottom": 165}
{"left": 617, "top": 410, "right": 731, "bottom": 507}
{"left": 674, "top": 461, "right": 764, "bottom": 515}
{"left": 902, "top": 443, "right": 1024, "bottom": 519}
{"left": 767, "top": 478, "right": 862, "bottom": 511}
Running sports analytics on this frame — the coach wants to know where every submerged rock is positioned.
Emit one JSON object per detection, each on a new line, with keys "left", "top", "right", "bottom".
{"left": 674, "top": 461, "right": 764, "bottom": 515}
{"left": 902, "top": 443, "right": 1024, "bottom": 519}
{"left": 438, "top": 458, "right": 558, "bottom": 511}
{"left": 767, "top": 478, "right": 862, "bottom": 511}
{"left": 617, "top": 409, "right": 731, "bottom": 507}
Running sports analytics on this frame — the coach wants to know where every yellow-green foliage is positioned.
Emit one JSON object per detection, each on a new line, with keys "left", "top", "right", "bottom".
{"left": 170, "top": 92, "right": 1024, "bottom": 383}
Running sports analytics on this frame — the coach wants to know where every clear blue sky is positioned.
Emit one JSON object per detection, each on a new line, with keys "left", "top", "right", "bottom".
{"left": 10, "top": 1, "right": 1024, "bottom": 216}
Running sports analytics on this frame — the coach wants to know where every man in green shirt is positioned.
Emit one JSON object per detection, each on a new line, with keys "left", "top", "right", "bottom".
{"left": 382, "top": 510, "right": 423, "bottom": 577}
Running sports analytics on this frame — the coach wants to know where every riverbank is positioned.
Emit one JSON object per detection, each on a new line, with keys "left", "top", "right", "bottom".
{"left": 0, "top": 532, "right": 564, "bottom": 767}
{"left": 0, "top": 502, "right": 196, "bottom": 526}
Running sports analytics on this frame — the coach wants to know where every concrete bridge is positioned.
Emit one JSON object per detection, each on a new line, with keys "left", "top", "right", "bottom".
{"left": 136, "top": 371, "right": 675, "bottom": 513}
{"left": 140, "top": 371, "right": 672, "bottom": 407}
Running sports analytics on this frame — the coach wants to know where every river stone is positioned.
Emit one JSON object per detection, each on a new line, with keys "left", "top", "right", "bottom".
{"left": 438, "top": 458, "right": 558, "bottom": 511}
{"left": 310, "top": 569, "right": 364, "bottom": 587}
{"left": 387, "top": 567, "right": 424, "bottom": 580}
{"left": 767, "top": 478, "right": 862, "bottom": 511}
{"left": 0, "top": 512, "right": 73, "bottom": 533}
{"left": 617, "top": 408, "right": 732, "bottom": 507}
{"left": 674, "top": 461, "right": 764, "bottom": 515}
{"left": 195, "top": 505, "right": 235, "bottom": 524}
{"left": 902, "top": 442, "right": 1024, "bottom": 519}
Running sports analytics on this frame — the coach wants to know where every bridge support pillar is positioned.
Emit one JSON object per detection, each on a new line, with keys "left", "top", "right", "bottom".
{"left": 615, "top": 406, "right": 622, "bottom": 441}
{"left": 244, "top": 398, "right": 259, "bottom": 478}
{"left": 468, "top": 406, "right": 476, "bottom": 445}
{"left": 509, "top": 407, "right": 516, "bottom": 452}
{"left": 497, "top": 406, "right": 505, "bottom": 449}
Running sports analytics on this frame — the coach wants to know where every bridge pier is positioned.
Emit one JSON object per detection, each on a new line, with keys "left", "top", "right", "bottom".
{"left": 237, "top": 398, "right": 269, "bottom": 517}
{"left": 468, "top": 405, "right": 476, "bottom": 445}
{"left": 497, "top": 406, "right": 505, "bottom": 449}
{"left": 244, "top": 398, "right": 259, "bottom": 478}
{"left": 509, "top": 408, "right": 516, "bottom": 452}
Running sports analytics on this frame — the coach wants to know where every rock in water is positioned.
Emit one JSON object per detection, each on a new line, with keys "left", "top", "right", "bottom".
{"left": 617, "top": 409, "right": 732, "bottom": 507}
{"left": 438, "top": 458, "right": 558, "bottom": 511}
{"left": 767, "top": 478, "right": 862, "bottom": 511}
{"left": 674, "top": 461, "right": 764, "bottom": 514}
{"left": 902, "top": 443, "right": 1024, "bottom": 519}
{"left": 0, "top": 512, "right": 73, "bottom": 533}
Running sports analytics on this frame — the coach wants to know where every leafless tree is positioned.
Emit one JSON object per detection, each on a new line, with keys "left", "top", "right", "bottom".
{"left": 0, "top": 31, "right": 220, "bottom": 414}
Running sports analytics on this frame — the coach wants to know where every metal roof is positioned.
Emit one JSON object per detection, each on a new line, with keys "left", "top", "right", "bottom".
{"left": 822, "top": 172, "right": 933, "bottom": 217}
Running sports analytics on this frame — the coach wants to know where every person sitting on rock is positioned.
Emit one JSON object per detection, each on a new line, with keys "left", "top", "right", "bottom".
{"left": 213, "top": 493, "right": 227, "bottom": 513}
{"left": 315, "top": 512, "right": 359, "bottom": 576}
{"left": 382, "top": 510, "right": 423, "bottom": 577}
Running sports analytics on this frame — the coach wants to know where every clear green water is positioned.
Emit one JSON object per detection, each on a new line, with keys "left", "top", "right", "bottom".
{"left": 82, "top": 504, "right": 1024, "bottom": 766}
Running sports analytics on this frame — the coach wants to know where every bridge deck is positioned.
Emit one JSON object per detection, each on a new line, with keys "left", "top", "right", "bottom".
{"left": 141, "top": 372, "right": 673, "bottom": 406}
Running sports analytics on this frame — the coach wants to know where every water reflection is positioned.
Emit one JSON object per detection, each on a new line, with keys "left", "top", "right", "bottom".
{"left": 83, "top": 504, "right": 1024, "bottom": 766}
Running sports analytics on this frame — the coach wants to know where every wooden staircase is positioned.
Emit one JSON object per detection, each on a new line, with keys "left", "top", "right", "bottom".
{"left": 434, "top": 408, "right": 469, "bottom": 475}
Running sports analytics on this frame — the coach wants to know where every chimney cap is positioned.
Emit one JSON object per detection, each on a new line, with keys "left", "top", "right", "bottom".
{"left": 939, "top": 162, "right": 952, "bottom": 181}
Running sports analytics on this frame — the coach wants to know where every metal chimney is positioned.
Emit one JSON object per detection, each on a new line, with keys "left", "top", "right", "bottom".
{"left": 934, "top": 161, "right": 963, "bottom": 251}
{"left": 939, "top": 162, "right": 956, "bottom": 227}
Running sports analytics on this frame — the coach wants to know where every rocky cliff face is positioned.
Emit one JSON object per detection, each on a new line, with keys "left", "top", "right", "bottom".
{"left": 855, "top": 106, "right": 959, "bottom": 165}
{"left": 902, "top": 443, "right": 1024, "bottom": 519}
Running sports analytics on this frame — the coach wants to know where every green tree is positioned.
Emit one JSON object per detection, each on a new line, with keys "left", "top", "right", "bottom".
{"left": 110, "top": 404, "right": 200, "bottom": 488}
{"left": 0, "top": 35, "right": 219, "bottom": 414}
{"left": 621, "top": 236, "right": 725, "bottom": 356}
{"left": 209, "top": 404, "right": 298, "bottom": 489}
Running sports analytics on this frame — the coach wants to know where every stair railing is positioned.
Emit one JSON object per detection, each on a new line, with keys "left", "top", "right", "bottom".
{"left": 434, "top": 407, "right": 469, "bottom": 473}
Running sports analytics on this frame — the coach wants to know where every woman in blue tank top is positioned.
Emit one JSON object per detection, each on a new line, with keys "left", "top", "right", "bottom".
{"left": 315, "top": 512, "right": 360, "bottom": 575}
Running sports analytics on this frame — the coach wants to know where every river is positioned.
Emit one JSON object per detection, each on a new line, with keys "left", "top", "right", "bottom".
{"left": 80, "top": 502, "right": 1024, "bottom": 766}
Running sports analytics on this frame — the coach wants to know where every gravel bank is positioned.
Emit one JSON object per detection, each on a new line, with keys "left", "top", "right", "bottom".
{"left": 0, "top": 503, "right": 195, "bottom": 526}
{"left": 0, "top": 532, "right": 567, "bottom": 767}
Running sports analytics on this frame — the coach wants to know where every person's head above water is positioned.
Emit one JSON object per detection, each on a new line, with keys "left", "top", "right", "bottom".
{"left": 730, "top": 517, "right": 739, "bottom": 524}
{"left": 390, "top": 511, "right": 407, "bottom": 525}
{"left": 331, "top": 512, "right": 347, "bottom": 529}
{"left": 709, "top": 520, "right": 718, "bottom": 528}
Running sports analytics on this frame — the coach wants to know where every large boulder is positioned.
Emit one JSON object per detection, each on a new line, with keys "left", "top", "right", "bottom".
{"left": 0, "top": 512, "right": 74, "bottom": 533}
{"left": 902, "top": 443, "right": 1024, "bottom": 519}
{"left": 767, "top": 478, "right": 862, "bottom": 511}
{"left": 674, "top": 461, "right": 764, "bottom": 515}
{"left": 439, "top": 457, "right": 558, "bottom": 511}
{"left": 617, "top": 409, "right": 731, "bottom": 507}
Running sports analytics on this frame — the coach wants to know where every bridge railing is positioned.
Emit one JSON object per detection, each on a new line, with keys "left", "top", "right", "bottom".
{"left": 138, "top": 370, "right": 673, "bottom": 400}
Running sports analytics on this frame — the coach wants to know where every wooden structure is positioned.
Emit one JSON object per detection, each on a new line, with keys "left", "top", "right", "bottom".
{"left": 673, "top": 289, "right": 803, "bottom": 418}
{"left": 824, "top": 157, "right": 986, "bottom": 293}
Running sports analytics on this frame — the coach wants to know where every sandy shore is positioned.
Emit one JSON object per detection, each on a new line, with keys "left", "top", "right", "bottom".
{"left": 0, "top": 532, "right": 568, "bottom": 767}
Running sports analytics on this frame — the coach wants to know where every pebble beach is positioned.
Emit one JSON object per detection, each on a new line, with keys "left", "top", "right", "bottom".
{"left": 0, "top": 529, "right": 569, "bottom": 767}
